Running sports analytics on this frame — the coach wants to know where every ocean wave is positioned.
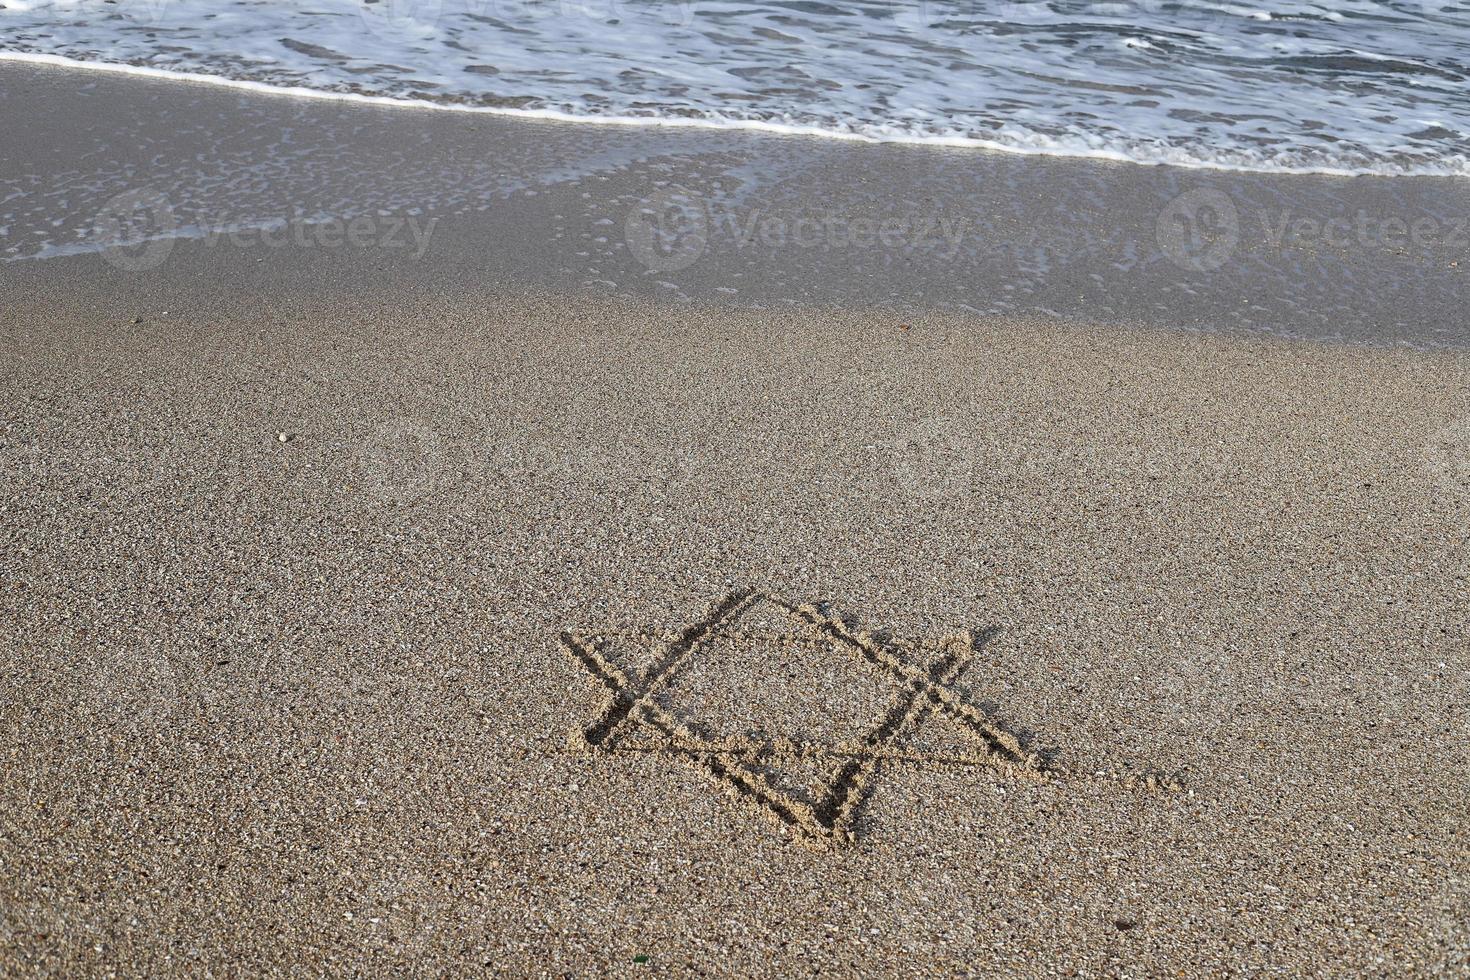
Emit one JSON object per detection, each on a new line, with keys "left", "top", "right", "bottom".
{"left": 3, "top": 0, "right": 1469, "bottom": 177}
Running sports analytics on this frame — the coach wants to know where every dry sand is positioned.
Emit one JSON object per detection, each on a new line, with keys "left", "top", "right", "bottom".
{"left": 2, "top": 279, "right": 1468, "bottom": 975}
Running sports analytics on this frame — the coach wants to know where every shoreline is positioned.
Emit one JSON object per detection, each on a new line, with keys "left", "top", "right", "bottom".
{"left": 5, "top": 60, "right": 1469, "bottom": 351}
{"left": 5, "top": 50, "right": 1467, "bottom": 179}
{"left": 2, "top": 61, "right": 1470, "bottom": 354}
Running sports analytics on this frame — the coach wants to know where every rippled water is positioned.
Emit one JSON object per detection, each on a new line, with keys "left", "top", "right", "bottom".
{"left": 3, "top": 0, "right": 1469, "bottom": 174}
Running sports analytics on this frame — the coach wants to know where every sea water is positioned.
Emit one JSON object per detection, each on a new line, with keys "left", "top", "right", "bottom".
{"left": 2, "top": 0, "right": 1468, "bottom": 175}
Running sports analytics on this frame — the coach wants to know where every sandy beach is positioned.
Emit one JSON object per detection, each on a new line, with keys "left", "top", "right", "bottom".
{"left": 4, "top": 272, "right": 1469, "bottom": 973}
{"left": 2, "top": 60, "right": 1469, "bottom": 976}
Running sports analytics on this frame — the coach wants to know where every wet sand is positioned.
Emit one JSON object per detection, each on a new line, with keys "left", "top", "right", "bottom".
{"left": 4, "top": 58, "right": 1470, "bottom": 349}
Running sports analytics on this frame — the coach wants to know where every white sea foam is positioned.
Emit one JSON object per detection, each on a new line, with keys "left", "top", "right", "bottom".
{"left": 3, "top": 0, "right": 1469, "bottom": 176}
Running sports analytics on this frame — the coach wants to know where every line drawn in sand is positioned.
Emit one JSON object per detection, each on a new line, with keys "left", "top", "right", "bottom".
{"left": 563, "top": 589, "right": 1048, "bottom": 847}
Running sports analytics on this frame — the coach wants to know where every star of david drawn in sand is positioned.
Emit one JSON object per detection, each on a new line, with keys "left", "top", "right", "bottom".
{"left": 562, "top": 589, "right": 1046, "bottom": 846}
